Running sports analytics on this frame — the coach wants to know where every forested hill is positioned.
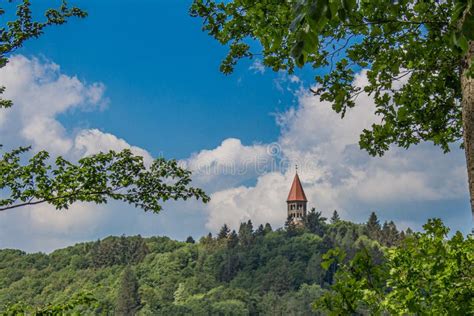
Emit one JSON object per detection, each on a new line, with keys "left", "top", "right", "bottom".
{"left": 0, "top": 211, "right": 406, "bottom": 315}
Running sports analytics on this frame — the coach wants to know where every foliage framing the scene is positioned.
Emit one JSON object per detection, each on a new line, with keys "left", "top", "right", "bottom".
{"left": 190, "top": 0, "right": 473, "bottom": 153}
{"left": 316, "top": 219, "right": 474, "bottom": 315}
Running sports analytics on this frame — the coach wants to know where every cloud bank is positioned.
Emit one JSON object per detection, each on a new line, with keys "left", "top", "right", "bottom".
{"left": 0, "top": 56, "right": 470, "bottom": 252}
{"left": 200, "top": 72, "right": 469, "bottom": 233}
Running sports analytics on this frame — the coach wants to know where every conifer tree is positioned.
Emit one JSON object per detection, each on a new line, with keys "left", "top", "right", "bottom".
{"left": 116, "top": 267, "right": 141, "bottom": 316}
{"left": 381, "top": 221, "right": 401, "bottom": 247}
{"left": 238, "top": 220, "right": 254, "bottom": 246}
{"left": 264, "top": 223, "right": 273, "bottom": 234}
{"left": 246, "top": 220, "right": 254, "bottom": 232}
{"left": 185, "top": 236, "right": 195, "bottom": 244}
{"left": 304, "top": 208, "right": 327, "bottom": 236}
{"left": 200, "top": 232, "right": 214, "bottom": 245}
{"left": 227, "top": 230, "right": 239, "bottom": 248}
{"left": 255, "top": 224, "right": 265, "bottom": 237}
{"left": 217, "top": 224, "right": 230, "bottom": 240}
{"left": 330, "top": 210, "right": 340, "bottom": 224}
{"left": 366, "top": 212, "right": 381, "bottom": 241}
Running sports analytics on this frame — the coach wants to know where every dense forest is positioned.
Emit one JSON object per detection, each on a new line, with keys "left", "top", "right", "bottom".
{"left": 0, "top": 211, "right": 411, "bottom": 315}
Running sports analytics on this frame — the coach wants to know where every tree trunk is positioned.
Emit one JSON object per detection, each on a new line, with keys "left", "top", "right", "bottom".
{"left": 461, "top": 40, "right": 474, "bottom": 233}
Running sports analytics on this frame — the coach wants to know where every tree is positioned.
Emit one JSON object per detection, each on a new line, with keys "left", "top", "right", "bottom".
{"left": 90, "top": 235, "right": 149, "bottom": 268}
{"left": 315, "top": 219, "right": 474, "bottom": 314}
{"left": 219, "top": 251, "right": 240, "bottom": 282}
{"left": 186, "top": 236, "right": 195, "bottom": 244}
{"left": 2, "top": 292, "right": 97, "bottom": 315}
{"left": 238, "top": 220, "right": 254, "bottom": 246}
{"left": 264, "top": 223, "right": 273, "bottom": 234}
{"left": 217, "top": 224, "right": 230, "bottom": 240}
{"left": 190, "top": 0, "right": 474, "bottom": 225}
{"left": 285, "top": 216, "right": 298, "bottom": 237}
{"left": 366, "top": 212, "right": 381, "bottom": 241}
{"left": 305, "top": 253, "right": 325, "bottom": 286}
{"left": 380, "top": 220, "right": 401, "bottom": 246}
{"left": 0, "top": 2, "right": 208, "bottom": 214}
{"left": 262, "top": 256, "right": 294, "bottom": 295}
{"left": 227, "top": 230, "right": 239, "bottom": 248}
{"left": 255, "top": 224, "right": 265, "bottom": 237}
{"left": 330, "top": 210, "right": 340, "bottom": 224}
{"left": 304, "top": 208, "right": 327, "bottom": 236}
{"left": 116, "top": 267, "right": 141, "bottom": 316}
{"left": 211, "top": 299, "right": 248, "bottom": 316}
{"left": 200, "top": 232, "right": 214, "bottom": 246}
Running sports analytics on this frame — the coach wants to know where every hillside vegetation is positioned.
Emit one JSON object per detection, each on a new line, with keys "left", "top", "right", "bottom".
{"left": 1, "top": 211, "right": 471, "bottom": 315}
{"left": 0, "top": 211, "right": 396, "bottom": 315}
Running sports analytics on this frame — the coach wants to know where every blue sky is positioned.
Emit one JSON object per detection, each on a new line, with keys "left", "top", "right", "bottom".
{"left": 19, "top": 0, "right": 297, "bottom": 157}
{"left": 0, "top": 0, "right": 471, "bottom": 252}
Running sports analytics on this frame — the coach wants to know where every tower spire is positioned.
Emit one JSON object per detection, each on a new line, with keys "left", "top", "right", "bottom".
{"left": 286, "top": 170, "right": 308, "bottom": 224}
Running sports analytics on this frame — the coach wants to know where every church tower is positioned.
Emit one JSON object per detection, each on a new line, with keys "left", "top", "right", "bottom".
{"left": 287, "top": 170, "right": 308, "bottom": 223}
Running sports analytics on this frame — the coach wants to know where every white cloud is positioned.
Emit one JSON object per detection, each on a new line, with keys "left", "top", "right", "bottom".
{"left": 202, "top": 71, "right": 469, "bottom": 233}
{"left": 249, "top": 59, "right": 265, "bottom": 74}
{"left": 74, "top": 129, "right": 153, "bottom": 164}
{"left": 205, "top": 172, "right": 287, "bottom": 229}
{"left": 0, "top": 55, "right": 470, "bottom": 252}
{"left": 0, "top": 55, "right": 108, "bottom": 155}
{"left": 184, "top": 138, "right": 275, "bottom": 191}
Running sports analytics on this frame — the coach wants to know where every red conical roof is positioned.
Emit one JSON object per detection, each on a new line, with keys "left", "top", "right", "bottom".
{"left": 287, "top": 173, "right": 307, "bottom": 202}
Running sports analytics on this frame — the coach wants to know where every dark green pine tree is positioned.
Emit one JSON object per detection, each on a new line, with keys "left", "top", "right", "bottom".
{"left": 200, "top": 232, "right": 214, "bottom": 245}
{"left": 380, "top": 221, "right": 400, "bottom": 247}
{"left": 264, "top": 223, "right": 273, "bottom": 234}
{"left": 304, "top": 208, "right": 327, "bottom": 236}
{"left": 330, "top": 210, "right": 340, "bottom": 224}
{"left": 381, "top": 221, "right": 391, "bottom": 246}
{"left": 399, "top": 230, "right": 406, "bottom": 241}
{"left": 185, "top": 236, "right": 195, "bottom": 244}
{"left": 388, "top": 221, "right": 400, "bottom": 245}
{"left": 217, "top": 224, "right": 230, "bottom": 240}
{"left": 238, "top": 220, "right": 254, "bottom": 246}
{"left": 366, "top": 212, "right": 381, "bottom": 241}
{"left": 227, "top": 230, "right": 239, "bottom": 248}
{"left": 255, "top": 224, "right": 265, "bottom": 237}
{"left": 116, "top": 267, "right": 141, "bottom": 316}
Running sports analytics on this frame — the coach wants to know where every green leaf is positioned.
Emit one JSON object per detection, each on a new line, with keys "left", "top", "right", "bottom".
{"left": 458, "top": 35, "right": 468, "bottom": 52}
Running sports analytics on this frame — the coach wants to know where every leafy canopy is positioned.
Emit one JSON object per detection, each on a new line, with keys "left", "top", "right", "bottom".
{"left": 190, "top": 0, "right": 474, "bottom": 155}
{"left": 315, "top": 219, "right": 474, "bottom": 314}
{"left": 0, "top": 147, "right": 209, "bottom": 212}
